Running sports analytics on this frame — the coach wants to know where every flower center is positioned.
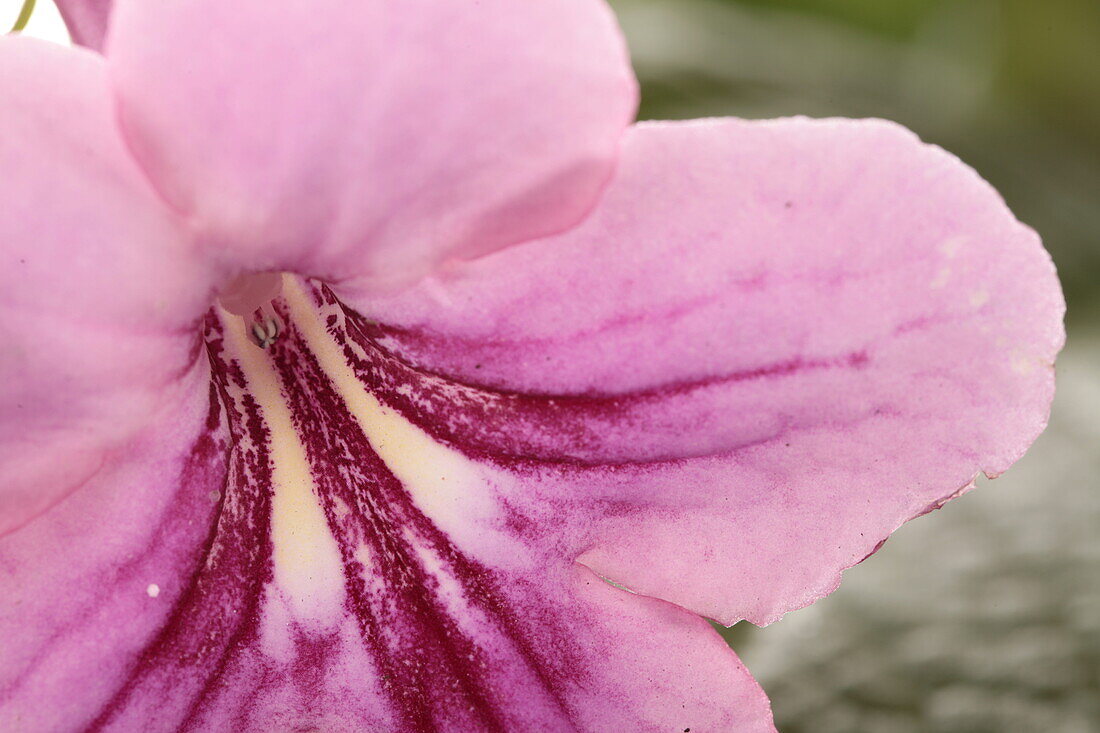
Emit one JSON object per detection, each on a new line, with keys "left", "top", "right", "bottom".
{"left": 217, "top": 271, "right": 285, "bottom": 349}
{"left": 158, "top": 276, "right": 569, "bottom": 728}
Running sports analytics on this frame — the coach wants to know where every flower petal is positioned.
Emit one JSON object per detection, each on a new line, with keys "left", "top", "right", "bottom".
{"left": 106, "top": 0, "right": 638, "bottom": 289}
{"left": 0, "top": 37, "right": 211, "bottom": 535}
{"left": 53, "top": 0, "right": 111, "bottom": 50}
{"left": 0, "top": 386, "right": 227, "bottom": 730}
{"left": 2, "top": 281, "right": 774, "bottom": 731}
{"left": 352, "top": 118, "right": 1065, "bottom": 625}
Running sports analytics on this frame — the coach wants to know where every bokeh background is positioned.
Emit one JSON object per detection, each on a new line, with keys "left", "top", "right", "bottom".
{"left": 7, "top": 1, "right": 1098, "bottom": 730}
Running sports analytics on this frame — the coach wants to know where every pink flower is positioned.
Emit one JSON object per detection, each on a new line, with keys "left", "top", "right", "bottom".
{"left": 1, "top": 1, "right": 1064, "bottom": 730}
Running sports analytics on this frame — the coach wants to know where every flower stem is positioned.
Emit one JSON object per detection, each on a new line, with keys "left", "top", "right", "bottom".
{"left": 9, "top": 0, "right": 36, "bottom": 33}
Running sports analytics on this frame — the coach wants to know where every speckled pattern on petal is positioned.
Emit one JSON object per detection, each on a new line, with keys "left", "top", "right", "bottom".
{"left": 1, "top": 280, "right": 773, "bottom": 731}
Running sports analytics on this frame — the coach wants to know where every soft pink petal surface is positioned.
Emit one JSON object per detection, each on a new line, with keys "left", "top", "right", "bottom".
{"left": 0, "top": 37, "right": 211, "bottom": 535}
{"left": 53, "top": 0, "right": 111, "bottom": 49}
{"left": 106, "top": 0, "right": 637, "bottom": 289}
{"left": 357, "top": 118, "right": 1065, "bottom": 625}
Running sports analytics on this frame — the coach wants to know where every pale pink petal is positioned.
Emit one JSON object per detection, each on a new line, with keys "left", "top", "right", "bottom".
{"left": 53, "top": 0, "right": 111, "bottom": 50}
{"left": 0, "top": 37, "right": 212, "bottom": 535}
{"left": 352, "top": 118, "right": 1065, "bottom": 625}
{"left": 2, "top": 285, "right": 773, "bottom": 731}
{"left": 106, "top": 0, "right": 637, "bottom": 289}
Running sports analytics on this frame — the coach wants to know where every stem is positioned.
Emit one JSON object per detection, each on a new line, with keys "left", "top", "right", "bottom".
{"left": 10, "top": 0, "right": 36, "bottom": 33}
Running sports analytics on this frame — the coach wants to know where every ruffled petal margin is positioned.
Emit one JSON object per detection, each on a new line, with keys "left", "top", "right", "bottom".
{"left": 355, "top": 118, "right": 1065, "bottom": 626}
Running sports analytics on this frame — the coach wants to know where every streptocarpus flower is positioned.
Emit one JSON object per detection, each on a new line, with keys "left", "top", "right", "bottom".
{"left": 0, "top": 0, "right": 1064, "bottom": 730}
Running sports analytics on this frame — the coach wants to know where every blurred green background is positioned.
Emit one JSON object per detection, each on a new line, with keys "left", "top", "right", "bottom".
{"left": 609, "top": 1, "right": 1099, "bottom": 731}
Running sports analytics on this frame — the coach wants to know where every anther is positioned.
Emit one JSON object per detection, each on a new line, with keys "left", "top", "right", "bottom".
{"left": 217, "top": 272, "right": 286, "bottom": 350}
{"left": 248, "top": 303, "right": 284, "bottom": 349}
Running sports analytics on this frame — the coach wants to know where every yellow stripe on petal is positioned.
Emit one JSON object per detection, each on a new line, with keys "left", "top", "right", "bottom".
{"left": 221, "top": 303, "right": 347, "bottom": 627}
{"left": 280, "top": 277, "right": 502, "bottom": 556}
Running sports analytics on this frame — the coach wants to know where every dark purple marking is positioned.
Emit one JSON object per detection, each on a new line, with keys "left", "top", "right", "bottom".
{"left": 87, "top": 315, "right": 276, "bottom": 731}
{"left": 314, "top": 282, "right": 873, "bottom": 468}
{"left": 0, "top": 380, "right": 228, "bottom": 715}
{"left": 268, "top": 304, "right": 580, "bottom": 731}
{"left": 55, "top": 280, "right": 796, "bottom": 730}
{"left": 74, "top": 298, "right": 596, "bottom": 731}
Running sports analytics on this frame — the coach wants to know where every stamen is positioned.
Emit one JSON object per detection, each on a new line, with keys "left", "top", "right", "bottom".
{"left": 249, "top": 303, "right": 284, "bottom": 350}
{"left": 218, "top": 272, "right": 285, "bottom": 350}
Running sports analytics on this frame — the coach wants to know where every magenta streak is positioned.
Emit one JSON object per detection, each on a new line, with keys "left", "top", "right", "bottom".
{"left": 0, "top": 382, "right": 228, "bottom": 714}
{"left": 87, "top": 316, "right": 276, "bottom": 731}
{"left": 317, "top": 283, "right": 870, "bottom": 467}
{"left": 268, "top": 306, "right": 577, "bottom": 731}
{"left": 370, "top": 320, "right": 867, "bottom": 401}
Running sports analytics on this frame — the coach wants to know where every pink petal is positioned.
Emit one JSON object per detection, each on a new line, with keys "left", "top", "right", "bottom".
{"left": 0, "top": 384, "right": 227, "bottom": 729}
{"left": 2, "top": 284, "right": 774, "bottom": 730}
{"left": 106, "top": 0, "right": 638, "bottom": 289}
{"left": 53, "top": 0, "right": 111, "bottom": 50}
{"left": 352, "top": 118, "right": 1065, "bottom": 625}
{"left": 0, "top": 37, "right": 212, "bottom": 535}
